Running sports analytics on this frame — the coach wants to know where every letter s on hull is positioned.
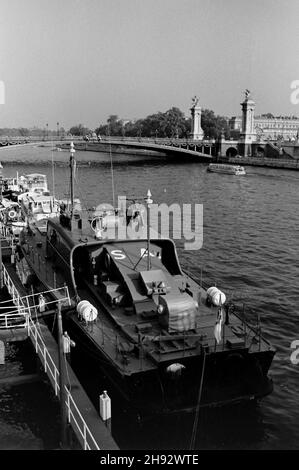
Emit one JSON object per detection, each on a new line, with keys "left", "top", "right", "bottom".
{"left": 111, "top": 249, "right": 126, "bottom": 260}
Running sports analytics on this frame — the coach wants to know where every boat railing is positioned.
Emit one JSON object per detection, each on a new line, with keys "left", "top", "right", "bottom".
{"left": 182, "top": 268, "right": 268, "bottom": 350}
{"left": 26, "top": 314, "right": 100, "bottom": 450}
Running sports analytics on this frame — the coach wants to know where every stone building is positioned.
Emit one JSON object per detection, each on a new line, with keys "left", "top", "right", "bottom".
{"left": 229, "top": 114, "right": 299, "bottom": 141}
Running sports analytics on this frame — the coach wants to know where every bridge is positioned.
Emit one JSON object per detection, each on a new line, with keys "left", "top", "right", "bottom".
{"left": 0, "top": 136, "right": 215, "bottom": 161}
{"left": 69, "top": 137, "right": 214, "bottom": 160}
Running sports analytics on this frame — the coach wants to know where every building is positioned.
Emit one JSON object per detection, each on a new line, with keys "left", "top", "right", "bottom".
{"left": 229, "top": 114, "right": 299, "bottom": 141}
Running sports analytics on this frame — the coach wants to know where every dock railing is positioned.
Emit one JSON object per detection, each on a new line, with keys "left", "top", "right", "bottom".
{"left": 1, "top": 261, "right": 102, "bottom": 450}
{"left": 26, "top": 314, "right": 100, "bottom": 450}
{"left": 0, "top": 305, "right": 28, "bottom": 329}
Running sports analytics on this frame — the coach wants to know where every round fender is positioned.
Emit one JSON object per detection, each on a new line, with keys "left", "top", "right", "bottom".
{"left": 8, "top": 210, "right": 17, "bottom": 219}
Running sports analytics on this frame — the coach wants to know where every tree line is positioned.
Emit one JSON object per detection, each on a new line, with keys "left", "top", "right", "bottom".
{"left": 70, "top": 107, "right": 231, "bottom": 140}
{"left": 0, "top": 126, "right": 66, "bottom": 138}
{"left": 0, "top": 106, "right": 230, "bottom": 140}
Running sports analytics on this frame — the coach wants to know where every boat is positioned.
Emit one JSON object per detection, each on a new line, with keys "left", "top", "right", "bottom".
{"left": 2, "top": 169, "right": 76, "bottom": 227}
{"left": 2, "top": 172, "right": 49, "bottom": 202}
{"left": 0, "top": 198, "right": 27, "bottom": 237}
{"left": 18, "top": 192, "right": 60, "bottom": 222}
{"left": 207, "top": 163, "right": 246, "bottom": 175}
{"left": 15, "top": 143, "right": 275, "bottom": 415}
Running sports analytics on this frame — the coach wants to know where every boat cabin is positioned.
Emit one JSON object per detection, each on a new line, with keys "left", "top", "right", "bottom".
{"left": 20, "top": 193, "right": 59, "bottom": 221}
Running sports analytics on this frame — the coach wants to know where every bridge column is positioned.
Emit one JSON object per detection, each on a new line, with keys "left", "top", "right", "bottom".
{"left": 239, "top": 89, "right": 256, "bottom": 156}
{"left": 190, "top": 96, "right": 204, "bottom": 141}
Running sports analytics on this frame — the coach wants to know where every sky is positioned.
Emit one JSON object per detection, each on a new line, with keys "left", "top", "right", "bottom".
{"left": 1, "top": 0, "right": 299, "bottom": 130}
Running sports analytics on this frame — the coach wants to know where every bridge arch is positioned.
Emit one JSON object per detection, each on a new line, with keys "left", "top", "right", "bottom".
{"left": 226, "top": 147, "right": 238, "bottom": 157}
{"left": 256, "top": 146, "right": 265, "bottom": 157}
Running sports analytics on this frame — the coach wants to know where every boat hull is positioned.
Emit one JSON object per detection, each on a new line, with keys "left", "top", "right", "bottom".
{"left": 66, "top": 312, "right": 275, "bottom": 415}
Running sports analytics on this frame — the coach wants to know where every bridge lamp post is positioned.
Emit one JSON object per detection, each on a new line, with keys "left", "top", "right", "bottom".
{"left": 46, "top": 123, "right": 49, "bottom": 140}
{"left": 57, "top": 122, "right": 59, "bottom": 139}
{"left": 155, "top": 129, "right": 158, "bottom": 142}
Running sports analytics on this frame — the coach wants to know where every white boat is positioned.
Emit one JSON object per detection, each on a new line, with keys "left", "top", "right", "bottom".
{"left": 18, "top": 192, "right": 60, "bottom": 222}
{"left": 207, "top": 163, "right": 246, "bottom": 175}
{"left": 2, "top": 173, "right": 49, "bottom": 200}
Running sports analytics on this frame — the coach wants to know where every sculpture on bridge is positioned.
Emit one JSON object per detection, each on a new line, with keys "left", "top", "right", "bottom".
{"left": 244, "top": 89, "right": 251, "bottom": 100}
{"left": 191, "top": 95, "right": 199, "bottom": 107}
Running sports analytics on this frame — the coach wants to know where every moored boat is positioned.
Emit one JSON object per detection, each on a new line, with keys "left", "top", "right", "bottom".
{"left": 2, "top": 172, "right": 49, "bottom": 202}
{"left": 14, "top": 143, "right": 275, "bottom": 415}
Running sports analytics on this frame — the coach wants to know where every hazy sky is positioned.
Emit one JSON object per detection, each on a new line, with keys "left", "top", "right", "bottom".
{"left": 1, "top": 0, "right": 299, "bottom": 129}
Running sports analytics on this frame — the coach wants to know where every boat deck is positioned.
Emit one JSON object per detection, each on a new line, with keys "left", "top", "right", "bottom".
{"left": 19, "top": 221, "right": 271, "bottom": 376}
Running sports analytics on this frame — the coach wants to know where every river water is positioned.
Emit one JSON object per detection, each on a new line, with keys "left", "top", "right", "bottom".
{"left": 0, "top": 144, "right": 298, "bottom": 450}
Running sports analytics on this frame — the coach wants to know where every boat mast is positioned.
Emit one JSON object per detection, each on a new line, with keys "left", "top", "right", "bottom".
{"left": 69, "top": 142, "right": 75, "bottom": 223}
{"left": 145, "top": 189, "right": 153, "bottom": 270}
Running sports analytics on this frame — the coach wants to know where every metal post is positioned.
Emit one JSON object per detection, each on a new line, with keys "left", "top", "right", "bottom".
{"left": 69, "top": 142, "right": 76, "bottom": 224}
{"left": 57, "top": 302, "right": 68, "bottom": 449}
{"left": 145, "top": 190, "right": 153, "bottom": 271}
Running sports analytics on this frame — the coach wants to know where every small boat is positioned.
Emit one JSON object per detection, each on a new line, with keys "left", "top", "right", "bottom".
{"left": 14, "top": 143, "right": 275, "bottom": 415}
{"left": 18, "top": 192, "right": 60, "bottom": 222}
{"left": 2, "top": 173, "right": 49, "bottom": 202}
{"left": 0, "top": 198, "right": 27, "bottom": 237}
{"left": 207, "top": 163, "right": 246, "bottom": 175}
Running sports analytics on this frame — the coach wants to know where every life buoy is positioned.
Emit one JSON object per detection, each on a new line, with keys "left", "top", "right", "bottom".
{"left": 90, "top": 217, "right": 102, "bottom": 232}
{"left": 8, "top": 210, "right": 17, "bottom": 219}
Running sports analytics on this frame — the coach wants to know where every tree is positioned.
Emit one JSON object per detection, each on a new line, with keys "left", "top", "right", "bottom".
{"left": 94, "top": 106, "right": 228, "bottom": 139}
{"left": 95, "top": 115, "right": 124, "bottom": 136}
{"left": 261, "top": 113, "right": 274, "bottom": 119}
{"left": 18, "top": 127, "right": 30, "bottom": 137}
{"left": 68, "top": 124, "right": 90, "bottom": 136}
{"left": 201, "top": 109, "right": 230, "bottom": 139}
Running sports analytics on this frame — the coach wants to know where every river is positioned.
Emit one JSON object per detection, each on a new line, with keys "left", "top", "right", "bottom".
{"left": 0, "top": 144, "right": 298, "bottom": 450}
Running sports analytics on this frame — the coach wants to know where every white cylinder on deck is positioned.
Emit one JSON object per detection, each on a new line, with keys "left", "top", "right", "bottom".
{"left": 206, "top": 286, "right": 226, "bottom": 306}
{"left": 77, "top": 300, "right": 98, "bottom": 322}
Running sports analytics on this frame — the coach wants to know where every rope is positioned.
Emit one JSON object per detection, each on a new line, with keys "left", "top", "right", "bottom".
{"left": 63, "top": 352, "right": 72, "bottom": 393}
{"left": 189, "top": 349, "right": 206, "bottom": 450}
{"left": 51, "top": 308, "right": 57, "bottom": 333}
